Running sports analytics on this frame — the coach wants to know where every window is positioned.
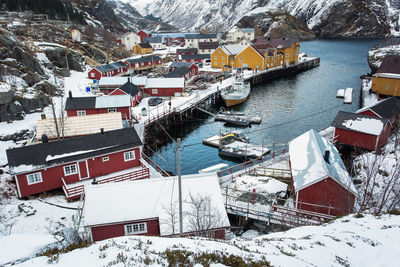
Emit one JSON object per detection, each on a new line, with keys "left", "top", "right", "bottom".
{"left": 77, "top": 110, "right": 86, "bottom": 116}
{"left": 125, "top": 222, "right": 147, "bottom": 235}
{"left": 286, "top": 53, "right": 289, "bottom": 58}
{"left": 124, "top": 150, "right": 135, "bottom": 161}
{"left": 102, "top": 157, "right": 109, "bottom": 162}
{"left": 214, "top": 61, "right": 217, "bottom": 65}
{"left": 90, "top": 73, "right": 95, "bottom": 78}
{"left": 152, "top": 89, "right": 158, "bottom": 95}
{"left": 108, "top": 108, "right": 117, "bottom": 113}
{"left": 214, "top": 56, "right": 217, "bottom": 59}
{"left": 64, "top": 164, "right": 78, "bottom": 176}
{"left": 218, "top": 50, "right": 221, "bottom": 54}
{"left": 222, "top": 56, "right": 225, "bottom": 60}
{"left": 27, "top": 172, "right": 42, "bottom": 185}
{"left": 239, "top": 57, "right": 242, "bottom": 61}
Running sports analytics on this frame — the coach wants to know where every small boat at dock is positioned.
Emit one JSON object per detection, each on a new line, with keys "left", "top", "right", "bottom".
{"left": 202, "top": 132, "right": 249, "bottom": 148}
{"left": 214, "top": 114, "right": 262, "bottom": 125}
{"left": 198, "top": 163, "right": 229, "bottom": 174}
{"left": 344, "top": 87, "right": 353, "bottom": 104}
{"left": 218, "top": 141, "right": 270, "bottom": 161}
{"left": 223, "top": 116, "right": 251, "bottom": 127}
{"left": 336, "top": 89, "right": 345, "bottom": 98}
{"left": 221, "top": 72, "right": 251, "bottom": 107}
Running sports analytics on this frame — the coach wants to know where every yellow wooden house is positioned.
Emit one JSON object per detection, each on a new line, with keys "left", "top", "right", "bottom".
{"left": 253, "top": 39, "right": 300, "bottom": 67}
{"left": 235, "top": 46, "right": 265, "bottom": 70}
{"left": 211, "top": 44, "right": 243, "bottom": 69}
{"left": 133, "top": 43, "right": 153, "bottom": 54}
{"left": 371, "top": 55, "right": 400, "bottom": 96}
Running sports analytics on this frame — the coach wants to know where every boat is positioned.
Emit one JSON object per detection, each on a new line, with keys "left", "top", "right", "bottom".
{"left": 202, "top": 132, "right": 249, "bottom": 148}
{"left": 336, "top": 89, "right": 345, "bottom": 98}
{"left": 344, "top": 87, "right": 353, "bottom": 104}
{"left": 223, "top": 116, "right": 251, "bottom": 127}
{"left": 221, "top": 72, "right": 251, "bottom": 107}
{"left": 198, "top": 163, "right": 229, "bottom": 174}
{"left": 218, "top": 141, "right": 270, "bottom": 161}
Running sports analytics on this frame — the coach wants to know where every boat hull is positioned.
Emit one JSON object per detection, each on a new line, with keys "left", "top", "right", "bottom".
{"left": 222, "top": 96, "right": 249, "bottom": 107}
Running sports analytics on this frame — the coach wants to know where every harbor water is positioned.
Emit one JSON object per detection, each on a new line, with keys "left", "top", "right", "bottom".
{"left": 150, "top": 39, "right": 380, "bottom": 175}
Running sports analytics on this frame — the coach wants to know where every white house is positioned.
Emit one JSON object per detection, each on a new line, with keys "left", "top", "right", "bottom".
{"left": 117, "top": 32, "right": 141, "bottom": 51}
{"left": 71, "top": 29, "right": 81, "bottom": 43}
{"left": 184, "top": 33, "right": 218, "bottom": 49}
{"left": 226, "top": 28, "right": 255, "bottom": 43}
{"left": 143, "top": 36, "right": 165, "bottom": 50}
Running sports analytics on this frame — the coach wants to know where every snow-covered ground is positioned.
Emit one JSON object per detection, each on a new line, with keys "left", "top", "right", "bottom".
{"left": 8, "top": 213, "right": 400, "bottom": 266}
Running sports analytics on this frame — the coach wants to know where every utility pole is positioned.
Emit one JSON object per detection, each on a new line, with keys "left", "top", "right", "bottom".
{"left": 177, "top": 138, "right": 183, "bottom": 234}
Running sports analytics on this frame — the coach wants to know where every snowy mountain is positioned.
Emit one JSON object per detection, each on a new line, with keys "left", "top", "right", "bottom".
{"left": 120, "top": 0, "right": 400, "bottom": 37}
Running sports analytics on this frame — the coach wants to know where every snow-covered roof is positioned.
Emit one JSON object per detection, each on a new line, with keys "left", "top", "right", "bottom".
{"left": 98, "top": 76, "right": 147, "bottom": 87}
{"left": 372, "top": 73, "right": 400, "bottom": 79}
{"left": 289, "top": 129, "right": 357, "bottom": 196}
{"left": 356, "top": 96, "right": 400, "bottom": 120}
{"left": 145, "top": 78, "right": 185, "bottom": 88}
{"left": 95, "top": 95, "right": 131, "bottom": 108}
{"left": 83, "top": 173, "right": 230, "bottom": 236}
{"left": 220, "top": 45, "right": 243, "bottom": 56}
{"left": 331, "top": 111, "right": 388, "bottom": 136}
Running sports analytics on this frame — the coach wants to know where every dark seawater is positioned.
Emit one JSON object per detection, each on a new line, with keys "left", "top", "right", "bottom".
{"left": 150, "top": 39, "right": 380, "bottom": 175}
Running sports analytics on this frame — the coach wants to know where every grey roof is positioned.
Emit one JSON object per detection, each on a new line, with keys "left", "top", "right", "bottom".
{"left": 185, "top": 33, "right": 217, "bottom": 39}
{"left": 94, "top": 62, "right": 125, "bottom": 73}
{"left": 176, "top": 48, "right": 198, "bottom": 54}
{"left": 138, "top": 42, "right": 153, "bottom": 49}
{"left": 119, "top": 80, "right": 140, "bottom": 96}
{"left": 164, "top": 66, "right": 191, "bottom": 78}
{"left": 170, "top": 62, "right": 195, "bottom": 68}
{"left": 357, "top": 97, "right": 400, "bottom": 120}
{"left": 376, "top": 55, "right": 400, "bottom": 74}
{"left": 65, "top": 97, "right": 96, "bottom": 110}
{"left": 180, "top": 54, "right": 210, "bottom": 60}
{"left": 7, "top": 127, "right": 142, "bottom": 169}
{"left": 198, "top": 42, "right": 219, "bottom": 50}
{"left": 331, "top": 111, "right": 389, "bottom": 136}
{"left": 126, "top": 56, "right": 161, "bottom": 64}
{"left": 143, "top": 36, "right": 163, "bottom": 43}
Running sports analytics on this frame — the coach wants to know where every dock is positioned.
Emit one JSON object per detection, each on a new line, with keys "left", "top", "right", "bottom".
{"left": 344, "top": 87, "right": 353, "bottom": 104}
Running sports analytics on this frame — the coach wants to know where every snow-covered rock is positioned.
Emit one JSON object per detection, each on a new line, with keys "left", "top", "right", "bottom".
{"left": 367, "top": 44, "right": 400, "bottom": 73}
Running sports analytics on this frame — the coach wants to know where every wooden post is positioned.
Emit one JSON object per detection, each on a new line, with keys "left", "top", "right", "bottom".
{"left": 252, "top": 188, "right": 255, "bottom": 204}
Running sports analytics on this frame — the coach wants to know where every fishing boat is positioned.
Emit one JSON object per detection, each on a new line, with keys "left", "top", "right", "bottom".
{"left": 221, "top": 72, "right": 251, "bottom": 107}
{"left": 223, "top": 116, "right": 251, "bottom": 127}
{"left": 202, "top": 131, "right": 249, "bottom": 148}
{"left": 218, "top": 141, "right": 270, "bottom": 161}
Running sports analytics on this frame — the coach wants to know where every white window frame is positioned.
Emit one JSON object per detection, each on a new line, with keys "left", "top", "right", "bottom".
{"left": 124, "top": 150, "right": 135, "bottom": 162}
{"left": 77, "top": 110, "right": 86, "bottom": 116}
{"left": 27, "top": 172, "right": 43, "bottom": 185}
{"left": 64, "top": 164, "right": 78, "bottom": 176}
{"left": 124, "top": 222, "right": 147, "bottom": 235}
{"left": 90, "top": 73, "right": 95, "bottom": 78}
{"left": 152, "top": 89, "right": 158, "bottom": 95}
{"left": 108, "top": 108, "right": 117, "bottom": 113}
{"left": 102, "top": 156, "right": 109, "bottom": 162}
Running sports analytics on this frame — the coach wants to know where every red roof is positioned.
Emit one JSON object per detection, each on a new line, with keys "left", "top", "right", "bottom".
{"left": 254, "top": 39, "right": 297, "bottom": 49}
{"left": 377, "top": 55, "right": 400, "bottom": 74}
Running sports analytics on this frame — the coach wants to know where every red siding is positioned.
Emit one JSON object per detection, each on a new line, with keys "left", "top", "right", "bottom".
{"left": 91, "top": 218, "right": 160, "bottom": 242}
{"left": 109, "top": 89, "right": 128, "bottom": 96}
{"left": 16, "top": 148, "right": 141, "bottom": 198}
{"left": 334, "top": 128, "right": 381, "bottom": 151}
{"left": 143, "top": 87, "right": 183, "bottom": 97}
{"left": 67, "top": 107, "right": 130, "bottom": 120}
{"left": 377, "top": 123, "right": 391, "bottom": 150}
{"left": 297, "top": 178, "right": 355, "bottom": 216}
{"left": 88, "top": 69, "right": 101, "bottom": 80}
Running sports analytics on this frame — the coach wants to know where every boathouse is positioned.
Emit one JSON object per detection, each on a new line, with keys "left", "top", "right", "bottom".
{"left": 6, "top": 127, "right": 147, "bottom": 199}
{"left": 109, "top": 79, "right": 142, "bottom": 105}
{"left": 143, "top": 78, "right": 185, "bottom": 97}
{"left": 164, "top": 66, "right": 192, "bottom": 80}
{"left": 97, "top": 76, "right": 147, "bottom": 95}
{"left": 124, "top": 56, "right": 162, "bottom": 72}
{"left": 169, "top": 62, "right": 199, "bottom": 76}
{"left": 288, "top": 129, "right": 357, "bottom": 216}
{"left": 356, "top": 96, "right": 400, "bottom": 127}
{"left": 88, "top": 61, "right": 127, "bottom": 80}
{"left": 254, "top": 39, "right": 300, "bottom": 66}
{"left": 211, "top": 44, "right": 242, "bottom": 69}
{"left": 371, "top": 55, "right": 400, "bottom": 97}
{"left": 331, "top": 111, "right": 391, "bottom": 151}
{"left": 235, "top": 45, "right": 265, "bottom": 70}
{"left": 83, "top": 173, "right": 230, "bottom": 242}
{"left": 65, "top": 94, "right": 132, "bottom": 121}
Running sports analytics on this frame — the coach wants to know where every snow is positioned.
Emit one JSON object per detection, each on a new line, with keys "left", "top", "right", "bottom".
{"left": 33, "top": 42, "right": 66, "bottom": 49}
{"left": 336, "top": 88, "right": 345, "bottom": 97}
{"left": 45, "top": 146, "right": 115, "bottom": 162}
{"left": 0, "top": 141, "right": 18, "bottom": 166}
{"left": 289, "top": 129, "right": 357, "bottom": 195}
{"left": 342, "top": 117, "right": 384, "bottom": 136}
{"left": 373, "top": 72, "right": 400, "bottom": 79}
{"left": 145, "top": 77, "right": 185, "bottom": 88}
{"left": 10, "top": 164, "right": 45, "bottom": 174}
{"left": 83, "top": 173, "right": 230, "bottom": 236}
{"left": 97, "top": 76, "right": 147, "bottom": 87}
{"left": 94, "top": 95, "right": 131, "bottom": 108}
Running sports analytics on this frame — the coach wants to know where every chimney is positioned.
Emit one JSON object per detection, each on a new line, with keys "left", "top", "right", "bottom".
{"left": 41, "top": 114, "right": 46, "bottom": 120}
{"left": 324, "top": 149, "right": 330, "bottom": 163}
{"left": 100, "top": 128, "right": 104, "bottom": 134}
{"left": 68, "top": 91, "right": 73, "bottom": 98}
{"left": 42, "top": 134, "right": 48, "bottom": 143}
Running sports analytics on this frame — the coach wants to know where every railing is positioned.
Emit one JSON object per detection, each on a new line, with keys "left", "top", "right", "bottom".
{"left": 141, "top": 153, "right": 170, "bottom": 177}
{"left": 217, "top": 149, "right": 287, "bottom": 180}
{"left": 62, "top": 177, "right": 84, "bottom": 199}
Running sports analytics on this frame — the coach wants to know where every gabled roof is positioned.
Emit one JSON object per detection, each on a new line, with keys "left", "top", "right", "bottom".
{"left": 65, "top": 95, "right": 131, "bottom": 110}
{"left": 138, "top": 42, "right": 153, "bottom": 49}
{"left": 146, "top": 78, "right": 185, "bottom": 88}
{"left": 289, "top": 129, "right": 357, "bottom": 195}
{"left": 176, "top": 48, "right": 198, "bottom": 54}
{"left": 94, "top": 61, "right": 125, "bottom": 73}
{"left": 376, "top": 55, "right": 400, "bottom": 74}
{"left": 198, "top": 42, "right": 219, "bottom": 50}
{"left": 357, "top": 97, "right": 400, "bottom": 120}
{"left": 138, "top": 29, "right": 151, "bottom": 34}
{"left": 164, "top": 66, "right": 191, "bottom": 78}
{"left": 119, "top": 80, "right": 140, "bottom": 96}
{"left": 143, "top": 36, "right": 163, "bottom": 44}
{"left": 180, "top": 54, "right": 210, "bottom": 60}
{"left": 7, "top": 127, "right": 142, "bottom": 171}
{"left": 254, "top": 39, "right": 297, "bottom": 49}
{"left": 125, "top": 56, "right": 161, "bottom": 64}
{"left": 65, "top": 96, "right": 96, "bottom": 110}
{"left": 331, "top": 111, "right": 389, "bottom": 136}
{"left": 98, "top": 76, "right": 147, "bottom": 87}
{"left": 83, "top": 173, "right": 230, "bottom": 235}
{"left": 170, "top": 62, "right": 195, "bottom": 69}
{"left": 185, "top": 33, "right": 217, "bottom": 39}
{"left": 219, "top": 44, "right": 243, "bottom": 56}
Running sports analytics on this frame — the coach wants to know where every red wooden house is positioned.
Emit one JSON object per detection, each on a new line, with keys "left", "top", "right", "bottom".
{"left": 176, "top": 48, "right": 198, "bottom": 55}
{"left": 65, "top": 94, "right": 132, "bottom": 121}
{"left": 88, "top": 62, "right": 127, "bottom": 80}
{"left": 169, "top": 62, "right": 199, "bottom": 76}
{"left": 143, "top": 78, "right": 185, "bottom": 97}
{"left": 178, "top": 54, "right": 210, "bottom": 63}
{"left": 109, "top": 79, "right": 142, "bottom": 105}
{"left": 164, "top": 66, "right": 192, "bottom": 80}
{"left": 6, "top": 127, "right": 148, "bottom": 199}
{"left": 83, "top": 173, "right": 230, "bottom": 242}
{"left": 124, "top": 56, "right": 162, "bottom": 72}
{"left": 137, "top": 30, "right": 152, "bottom": 42}
{"left": 288, "top": 129, "right": 357, "bottom": 216}
{"left": 331, "top": 111, "right": 391, "bottom": 151}
{"left": 97, "top": 76, "right": 147, "bottom": 95}
{"left": 357, "top": 96, "right": 400, "bottom": 127}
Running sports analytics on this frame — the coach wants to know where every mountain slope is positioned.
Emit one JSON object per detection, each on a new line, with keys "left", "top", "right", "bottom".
{"left": 124, "top": 0, "right": 400, "bottom": 37}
